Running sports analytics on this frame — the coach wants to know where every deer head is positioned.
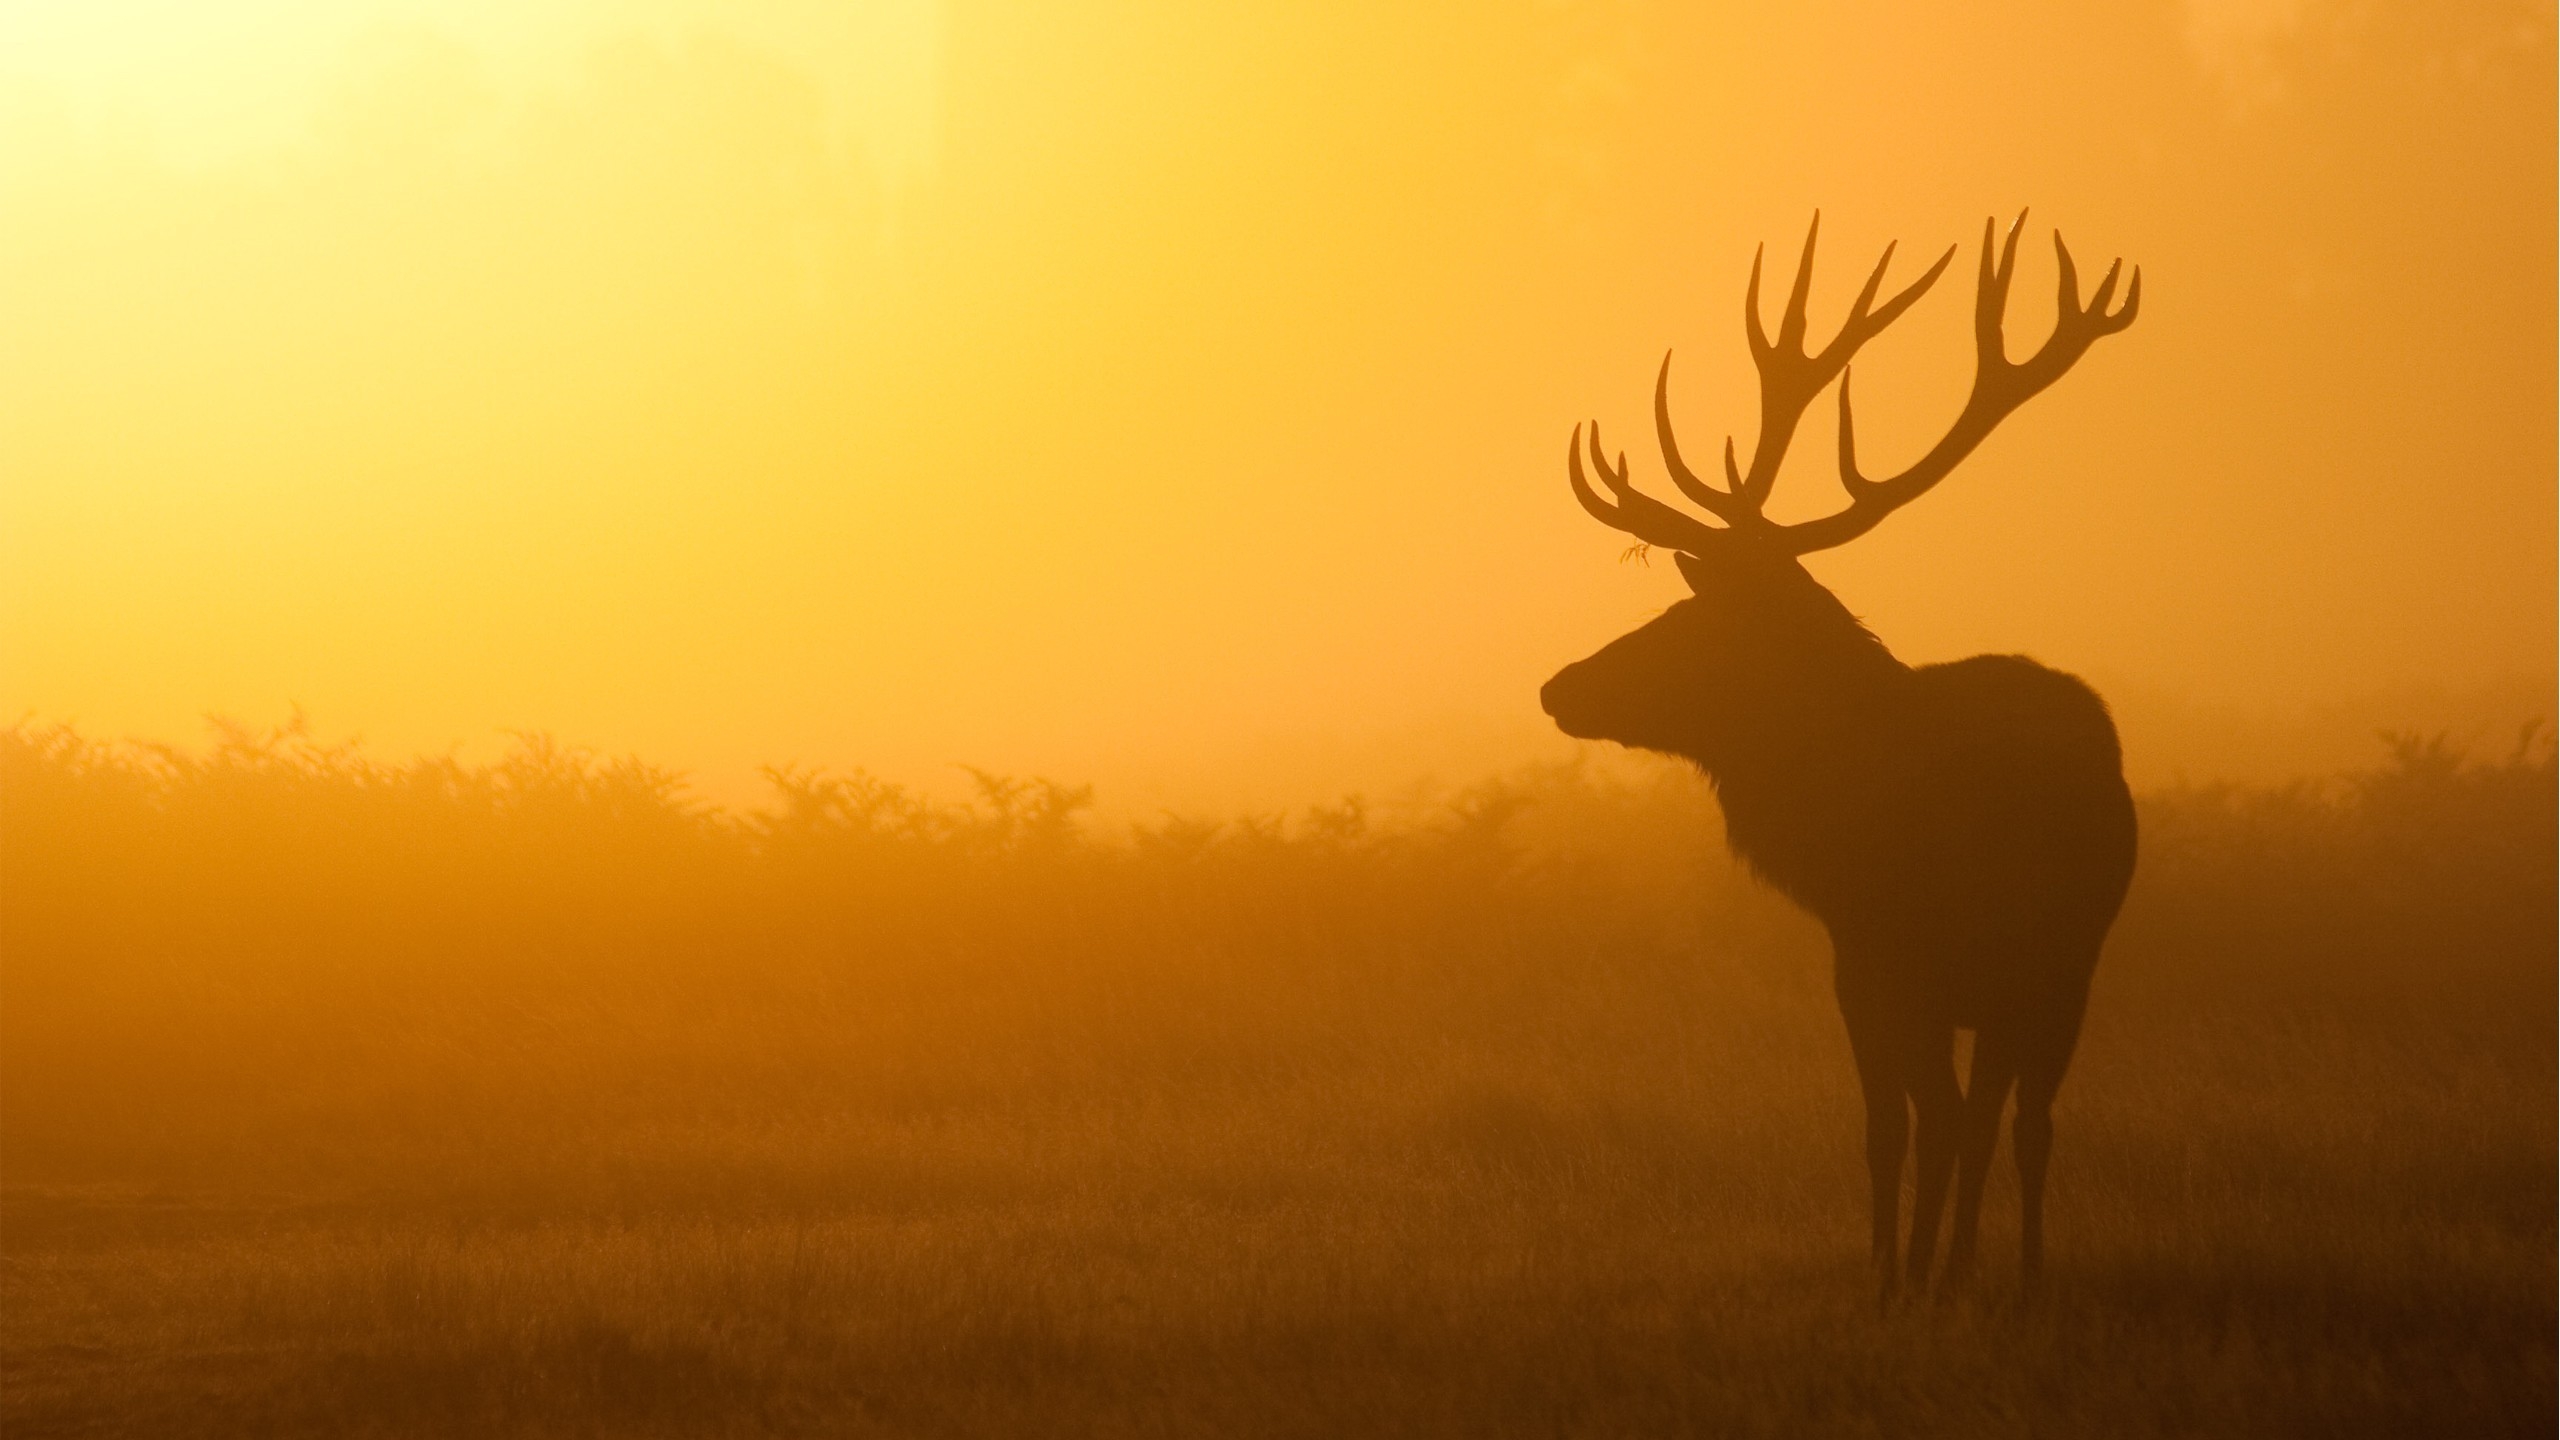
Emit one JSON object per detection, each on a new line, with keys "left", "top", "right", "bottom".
{"left": 1541, "top": 212, "right": 2139, "bottom": 764}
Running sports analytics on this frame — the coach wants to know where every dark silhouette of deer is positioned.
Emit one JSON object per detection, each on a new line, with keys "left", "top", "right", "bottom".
{"left": 1540, "top": 213, "right": 2140, "bottom": 1295}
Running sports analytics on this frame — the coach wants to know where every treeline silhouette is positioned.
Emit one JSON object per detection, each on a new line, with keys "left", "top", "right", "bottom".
{"left": 2, "top": 714, "right": 2550, "bottom": 1202}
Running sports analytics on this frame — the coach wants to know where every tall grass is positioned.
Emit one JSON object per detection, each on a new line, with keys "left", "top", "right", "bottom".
{"left": 1, "top": 716, "right": 2551, "bottom": 1436}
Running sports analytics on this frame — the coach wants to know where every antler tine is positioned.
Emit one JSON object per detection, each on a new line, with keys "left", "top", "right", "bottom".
{"left": 1587, "top": 421, "right": 1640, "bottom": 507}
{"left": 2090, "top": 260, "right": 2140, "bottom": 334}
{"left": 1653, "top": 352, "right": 1756, "bottom": 525}
{"left": 1820, "top": 240, "right": 1956, "bottom": 368}
{"left": 1846, "top": 241, "right": 1898, "bottom": 328}
{"left": 1975, "top": 210, "right": 2028, "bottom": 357}
{"left": 1743, "top": 243, "right": 1770, "bottom": 358}
{"left": 1882, "top": 242, "right": 1959, "bottom": 329}
{"left": 1566, "top": 421, "right": 1606, "bottom": 501}
{"left": 2053, "top": 232, "right": 2082, "bottom": 326}
{"left": 1777, "top": 211, "right": 1821, "bottom": 353}
{"left": 2053, "top": 235, "right": 2129, "bottom": 334}
{"left": 1565, "top": 422, "right": 1624, "bottom": 528}
{"left": 1566, "top": 422, "right": 1725, "bottom": 555}
{"left": 1836, "top": 366, "right": 1868, "bottom": 490}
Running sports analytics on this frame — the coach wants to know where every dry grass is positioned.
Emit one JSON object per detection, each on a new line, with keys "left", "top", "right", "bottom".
{"left": 2, "top": 720, "right": 2551, "bottom": 1437}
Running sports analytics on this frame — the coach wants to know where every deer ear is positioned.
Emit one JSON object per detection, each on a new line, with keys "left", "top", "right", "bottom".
{"left": 1672, "top": 548, "right": 1724, "bottom": 595}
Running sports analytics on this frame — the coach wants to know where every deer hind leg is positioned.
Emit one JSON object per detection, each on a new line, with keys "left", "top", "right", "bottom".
{"left": 2014, "top": 1061, "right": 2061, "bottom": 1287}
{"left": 1901, "top": 1029, "right": 1962, "bottom": 1292}
{"left": 2013, "top": 992, "right": 2091, "bottom": 1288}
{"left": 1943, "top": 1032, "right": 2019, "bottom": 1287}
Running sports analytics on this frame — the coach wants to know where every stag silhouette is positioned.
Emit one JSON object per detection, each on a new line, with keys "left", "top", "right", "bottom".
{"left": 1540, "top": 213, "right": 2140, "bottom": 1296}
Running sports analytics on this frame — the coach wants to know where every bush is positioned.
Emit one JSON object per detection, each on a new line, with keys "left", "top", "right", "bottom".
{"left": 1, "top": 714, "right": 2548, "bottom": 1193}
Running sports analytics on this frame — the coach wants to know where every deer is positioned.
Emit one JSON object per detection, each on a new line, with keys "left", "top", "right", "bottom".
{"left": 1539, "top": 212, "right": 2140, "bottom": 1297}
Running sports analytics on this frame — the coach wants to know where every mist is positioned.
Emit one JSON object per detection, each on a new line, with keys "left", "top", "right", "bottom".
{"left": 4, "top": 0, "right": 2549, "bottom": 809}
{"left": 3, "top": 3, "right": 2553, "bottom": 1435}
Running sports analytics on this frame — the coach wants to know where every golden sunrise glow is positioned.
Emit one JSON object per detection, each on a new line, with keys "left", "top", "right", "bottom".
{"left": 3, "top": 1, "right": 2551, "bottom": 806}
{"left": 6, "top": 8, "right": 2555, "bottom": 1430}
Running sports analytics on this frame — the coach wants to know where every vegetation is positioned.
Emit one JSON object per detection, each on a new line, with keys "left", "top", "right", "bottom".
{"left": 2, "top": 717, "right": 2551, "bottom": 1437}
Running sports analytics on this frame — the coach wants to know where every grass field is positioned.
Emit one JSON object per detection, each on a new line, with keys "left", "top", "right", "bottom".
{"left": 3, "top": 722, "right": 2551, "bottom": 1437}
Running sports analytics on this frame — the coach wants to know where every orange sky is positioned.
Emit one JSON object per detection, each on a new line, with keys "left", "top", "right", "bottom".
{"left": 3, "top": 0, "right": 2552, "bottom": 810}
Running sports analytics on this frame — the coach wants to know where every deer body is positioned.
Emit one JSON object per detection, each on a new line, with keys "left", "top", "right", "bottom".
{"left": 1544, "top": 214, "right": 2140, "bottom": 1292}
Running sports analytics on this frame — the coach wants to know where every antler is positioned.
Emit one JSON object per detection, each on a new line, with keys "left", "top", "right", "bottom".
{"left": 1780, "top": 211, "right": 2140, "bottom": 554}
{"left": 1565, "top": 211, "right": 2138, "bottom": 558}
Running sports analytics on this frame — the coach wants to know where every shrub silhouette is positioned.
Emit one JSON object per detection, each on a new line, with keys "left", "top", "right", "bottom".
{"left": 0, "top": 715, "right": 2549, "bottom": 1199}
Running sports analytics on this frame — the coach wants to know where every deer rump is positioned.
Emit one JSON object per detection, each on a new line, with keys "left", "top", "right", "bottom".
{"left": 1712, "top": 654, "right": 2136, "bottom": 1029}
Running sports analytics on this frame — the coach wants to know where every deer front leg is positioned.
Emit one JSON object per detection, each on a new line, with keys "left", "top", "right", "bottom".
{"left": 1903, "top": 1031, "right": 1962, "bottom": 1292}
{"left": 1860, "top": 1077, "right": 1907, "bottom": 1300}
{"left": 1842, "top": 1009, "right": 1908, "bottom": 1302}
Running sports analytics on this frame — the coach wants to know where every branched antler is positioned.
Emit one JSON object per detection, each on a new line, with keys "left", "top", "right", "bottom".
{"left": 1569, "top": 211, "right": 2138, "bottom": 557}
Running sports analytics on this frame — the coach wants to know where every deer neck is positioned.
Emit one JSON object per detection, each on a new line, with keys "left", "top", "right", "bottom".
{"left": 1695, "top": 635, "right": 1911, "bottom": 893}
